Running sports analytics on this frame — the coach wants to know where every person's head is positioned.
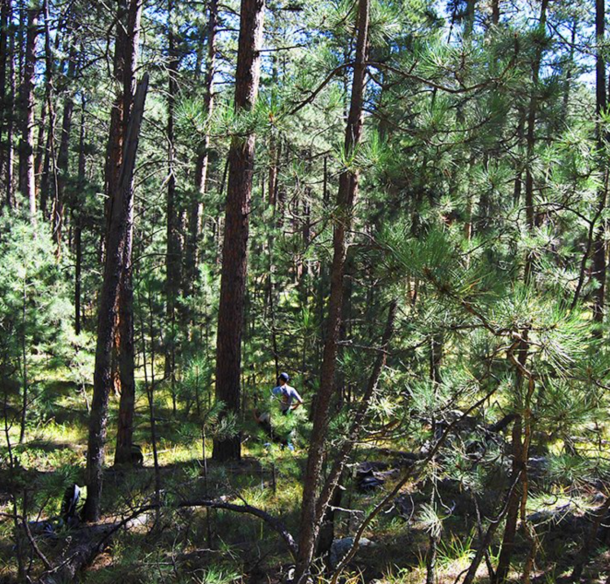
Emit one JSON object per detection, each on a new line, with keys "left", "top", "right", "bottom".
{"left": 278, "top": 372, "right": 290, "bottom": 385}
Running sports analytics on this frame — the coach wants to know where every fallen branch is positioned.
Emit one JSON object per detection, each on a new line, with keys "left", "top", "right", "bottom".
{"left": 177, "top": 498, "right": 298, "bottom": 559}
{"left": 37, "top": 494, "right": 297, "bottom": 583}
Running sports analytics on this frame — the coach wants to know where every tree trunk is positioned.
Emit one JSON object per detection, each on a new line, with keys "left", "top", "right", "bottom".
{"left": 561, "top": 18, "right": 578, "bottom": 120}
{"left": 522, "top": 0, "right": 549, "bottom": 285}
{"left": 494, "top": 337, "right": 531, "bottom": 583}
{"left": 314, "top": 302, "right": 396, "bottom": 571}
{"left": 184, "top": 0, "right": 218, "bottom": 305}
{"left": 491, "top": 0, "right": 500, "bottom": 26}
{"left": 85, "top": 74, "right": 148, "bottom": 522}
{"left": 114, "top": 214, "right": 137, "bottom": 464}
{"left": 74, "top": 99, "right": 86, "bottom": 335}
{"left": 0, "top": 0, "right": 10, "bottom": 203}
{"left": 295, "top": 0, "right": 370, "bottom": 578}
{"left": 493, "top": 415, "right": 524, "bottom": 584}
{"left": 4, "top": 11, "right": 15, "bottom": 208}
{"left": 36, "top": 0, "right": 61, "bottom": 213}
{"left": 20, "top": 280, "right": 28, "bottom": 444}
{"left": 18, "top": 6, "right": 39, "bottom": 221}
{"left": 212, "top": 0, "right": 266, "bottom": 463}
{"left": 464, "top": 0, "right": 476, "bottom": 37}
{"left": 108, "top": 0, "right": 143, "bottom": 466}
{"left": 34, "top": 98, "right": 47, "bottom": 202}
{"left": 592, "top": 0, "right": 607, "bottom": 324}
{"left": 52, "top": 48, "right": 77, "bottom": 250}
{"left": 165, "top": 0, "right": 182, "bottom": 411}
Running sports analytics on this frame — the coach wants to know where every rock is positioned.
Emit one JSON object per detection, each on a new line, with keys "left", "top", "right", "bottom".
{"left": 329, "top": 537, "right": 373, "bottom": 570}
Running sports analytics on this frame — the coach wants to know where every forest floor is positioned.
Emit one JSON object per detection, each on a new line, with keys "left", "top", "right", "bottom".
{"left": 1, "top": 378, "right": 609, "bottom": 583}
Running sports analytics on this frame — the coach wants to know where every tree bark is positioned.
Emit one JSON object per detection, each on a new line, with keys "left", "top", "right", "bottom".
{"left": 165, "top": 0, "right": 182, "bottom": 412}
{"left": 18, "top": 6, "right": 39, "bottom": 221}
{"left": 85, "top": 74, "right": 149, "bottom": 521}
{"left": 114, "top": 210, "right": 137, "bottom": 464}
{"left": 110, "top": 0, "right": 143, "bottom": 466}
{"left": 592, "top": 0, "right": 607, "bottom": 324}
{"left": 105, "top": 0, "right": 142, "bottom": 400}
{"left": 311, "top": 301, "right": 396, "bottom": 571}
{"left": 0, "top": 0, "right": 10, "bottom": 203}
{"left": 4, "top": 8, "right": 15, "bottom": 208}
{"left": 493, "top": 415, "right": 524, "bottom": 584}
{"left": 212, "top": 0, "right": 266, "bottom": 463}
{"left": 295, "top": 0, "right": 370, "bottom": 578}
{"left": 561, "top": 18, "right": 578, "bottom": 120}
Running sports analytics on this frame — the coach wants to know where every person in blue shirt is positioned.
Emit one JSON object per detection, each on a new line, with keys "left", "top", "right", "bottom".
{"left": 268, "top": 372, "right": 303, "bottom": 450}
{"left": 272, "top": 372, "right": 303, "bottom": 415}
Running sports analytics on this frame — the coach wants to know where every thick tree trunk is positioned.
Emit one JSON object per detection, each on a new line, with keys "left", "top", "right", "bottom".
{"left": 110, "top": 0, "right": 143, "bottom": 466}
{"left": 212, "top": 0, "right": 266, "bottom": 463}
{"left": 85, "top": 74, "right": 148, "bottom": 520}
{"left": 114, "top": 210, "right": 136, "bottom": 464}
{"left": 104, "top": 0, "right": 143, "bottom": 264}
{"left": 295, "top": 0, "right": 370, "bottom": 578}
{"left": 18, "top": 7, "right": 39, "bottom": 221}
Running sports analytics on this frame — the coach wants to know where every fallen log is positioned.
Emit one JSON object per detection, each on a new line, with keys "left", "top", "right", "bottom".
{"left": 39, "top": 523, "right": 115, "bottom": 584}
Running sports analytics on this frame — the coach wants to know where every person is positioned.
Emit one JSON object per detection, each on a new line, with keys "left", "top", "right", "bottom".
{"left": 268, "top": 372, "right": 303, "bottom": 451}
{"left": 272, "top": 372, "right": 303, "bottom": 415}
